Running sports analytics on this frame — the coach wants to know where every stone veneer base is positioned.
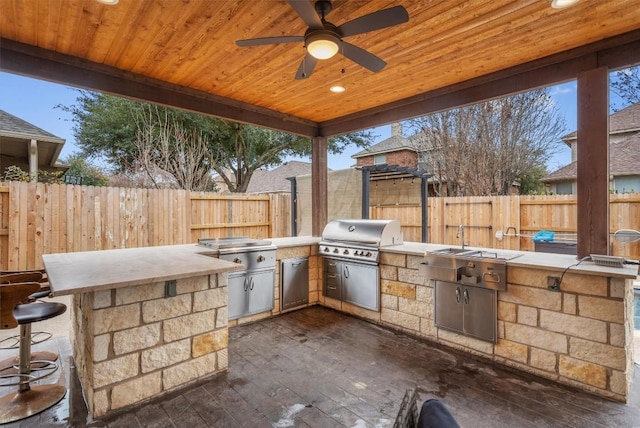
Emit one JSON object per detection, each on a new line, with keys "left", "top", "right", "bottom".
{"left": 72, "top": 273, "right": 229, "bottom": 417}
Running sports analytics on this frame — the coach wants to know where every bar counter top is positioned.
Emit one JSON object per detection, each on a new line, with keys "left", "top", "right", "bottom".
{"left": 382, "top": 242, "right": 639, "bottom": 279}
{"left": 42, "top": 244, "right": 243, "bottom": 296}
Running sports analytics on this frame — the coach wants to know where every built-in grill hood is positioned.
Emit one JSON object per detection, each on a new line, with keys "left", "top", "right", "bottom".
{"left": 320, "top": 219, "right": 403, "bottom": 264}
{"left": 320, "top": 219, "right": 404, "bottom": 247}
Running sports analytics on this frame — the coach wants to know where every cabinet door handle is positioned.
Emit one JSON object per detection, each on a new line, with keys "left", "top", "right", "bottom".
{"left": 344, "top": 265, "right": 350, "bottom": 278}
{"left": 455, "top": 286, "right": 461, "bottom": 303}
{"left": 243, "top": 277, "right": 248, "bottom": 292}
{"left": 463, "top": 288, "right": 470, "bottom": 304}
{"left": 249, "top": 277, "right": 255, "bottom": 291}
{"left": 327, "top": 286, "right": 337, "bottom": 290}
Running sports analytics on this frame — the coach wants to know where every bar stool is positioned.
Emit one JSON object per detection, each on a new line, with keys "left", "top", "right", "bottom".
{"left": 0, "top": 281, "right": 67, "bottom": 423}
{"left": 0, "top": 271, "right": 57, "bottom": 371}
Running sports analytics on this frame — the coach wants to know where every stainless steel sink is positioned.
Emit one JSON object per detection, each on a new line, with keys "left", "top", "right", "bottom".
{"left": 430, "top": 248, "right": 481, "bottom": 256}
{"left": 429, "top": 248, "right": 522, "bottom": 261}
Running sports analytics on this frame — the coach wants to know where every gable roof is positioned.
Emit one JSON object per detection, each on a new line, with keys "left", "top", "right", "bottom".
{"left": 543, "top": 133, "right": 640, "bottom": 182}
{"left": 0, "top": 109, "right": 64, "bottom": 143}
{"left": 352, "top": 125, "right": 436, "bottom": 159}
{"left": 352, "top": 134, "right": 414, "bottom": 158}
{"left": 0, "top": 108, "right": 66, "bottom": 170}
{"left": 562, "top": 102, "right": 640, "bottom": 141}
{"left": 246, "top": 161, "right": 314, "bottom": 194}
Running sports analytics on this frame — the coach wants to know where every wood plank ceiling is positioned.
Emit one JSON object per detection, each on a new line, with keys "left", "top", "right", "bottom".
{"left": 1, "top": 0, "right": 640, "bottom": 137}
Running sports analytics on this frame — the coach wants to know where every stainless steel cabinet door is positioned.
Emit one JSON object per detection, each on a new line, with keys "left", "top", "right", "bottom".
{"left": 342, "top": 262, "right": 379, "bottom": 311}
{"left": 281, "top": 258, "right": 309, "bottom": 310}
{"left": 434, "top": 281, "right": 463, "bottom": 334}
{"left": 247, "top": 270, "right": 275, "bottom": 316}
{"left": 228, "top": 273, "right": 249, "bottom": 320}
{"left": 463, "top": 286, "right": 496, "bottom": 342}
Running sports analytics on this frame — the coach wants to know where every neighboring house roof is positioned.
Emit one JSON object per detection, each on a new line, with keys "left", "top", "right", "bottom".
{"left": 0, "top": 108, "right": 66, "bottom": 169}
{"left": 352, "top": 123, "right": 436, "bottom": 159}
{"left": 352, "top": 134, "right": 413, "bottom": 158}
{"left": 245, "top": 161, "right": 314, "bottom": 193}
{"left": 562, "top": 102, "right": 640, "bottom": 141}
{"left": 543, "top": 133, "right": 640, "bottom": 182}
{"left": 0, "top": 109, "right": 64, "bottom": 143}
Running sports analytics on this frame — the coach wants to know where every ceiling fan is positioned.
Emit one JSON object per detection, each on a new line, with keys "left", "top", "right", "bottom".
{"left": 236, "top": 0, "right": 409, "bottom": 79}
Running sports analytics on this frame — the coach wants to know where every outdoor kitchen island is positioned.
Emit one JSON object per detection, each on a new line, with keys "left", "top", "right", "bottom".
{"left": 371, "top": 243, "right": 638, "bottom": 404}
{"left": 42, "top": 244, "right": 243, "bottom": 418}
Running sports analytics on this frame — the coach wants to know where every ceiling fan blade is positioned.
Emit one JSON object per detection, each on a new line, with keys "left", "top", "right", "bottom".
{"left": 340, "top": 41, "right": 386, "bottom": 72}
{"left": 295, "top": 54, "right": 318, "bottom": 80}
{"left": 236, "top": 36, "right": 304, "bottom": 47}
{"left": 288, "top": 0, "right": 323, "bottom": 29}
{"left": 339, "top": 6, "right": 409, "bottom": 37}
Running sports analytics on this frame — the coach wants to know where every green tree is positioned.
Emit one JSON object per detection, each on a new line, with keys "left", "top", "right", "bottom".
{"left": 516, "top": 164, "right": 549, "bottom": 195}
{"left": 59, "top": 91, "right": 374, "bottom": 192}
{"left": 62, "top": 154, "right": 109, "bottom": 186}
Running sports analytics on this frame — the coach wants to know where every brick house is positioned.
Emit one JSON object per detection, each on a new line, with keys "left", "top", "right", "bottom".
{"left": 352, "top": 123, "right": 419, "bottom": 168}
{"left": 543, "top": 102, "right": 640, "bottom": 194}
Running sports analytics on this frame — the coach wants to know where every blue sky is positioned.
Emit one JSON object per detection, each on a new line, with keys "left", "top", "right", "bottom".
{"left": 0, "top": 71, "right": 580, "bottom": 171}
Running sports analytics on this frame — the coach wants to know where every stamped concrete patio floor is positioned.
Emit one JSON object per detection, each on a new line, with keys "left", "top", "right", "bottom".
{"left": 2, "top": 305, "right": 640, "bottom": 427}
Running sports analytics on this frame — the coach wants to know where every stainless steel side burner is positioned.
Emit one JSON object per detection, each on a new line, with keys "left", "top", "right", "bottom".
{"left": 197, "top": 237, "right": 274, "bottom": 254}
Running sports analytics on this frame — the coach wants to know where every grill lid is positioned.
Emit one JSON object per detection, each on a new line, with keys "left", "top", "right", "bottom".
{"left": 320, "top": 219, "right": 403, "bottom": 247}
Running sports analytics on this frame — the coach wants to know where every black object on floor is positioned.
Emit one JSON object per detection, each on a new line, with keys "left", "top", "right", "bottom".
{"left": 418, "top": 399, "right": 460, "bottom": 428}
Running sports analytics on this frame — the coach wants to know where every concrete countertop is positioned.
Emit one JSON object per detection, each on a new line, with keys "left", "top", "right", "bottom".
{"left": 43, "top": 244, "right": 243, "bottom": 297}
{"left": 383, "top": 242, "right": 639, "bottom": 279}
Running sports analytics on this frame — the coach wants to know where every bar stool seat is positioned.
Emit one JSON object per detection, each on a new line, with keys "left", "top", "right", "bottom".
{"left": 0, "top": 270, "right": 57, "bottom": 369}
{"left": 0, "top": 282, "right": 67, "bottom": 424}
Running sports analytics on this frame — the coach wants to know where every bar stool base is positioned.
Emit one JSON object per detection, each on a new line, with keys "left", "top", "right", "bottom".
{"left": 0, "top": 351, "right": 59, "bottom": 375}
{"left": 0, "top": 384, "right": 66, "bottom": 424}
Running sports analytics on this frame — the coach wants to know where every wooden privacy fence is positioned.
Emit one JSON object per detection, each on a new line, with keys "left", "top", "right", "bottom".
{"left": 1, "top": 181, "right": 638, "bottom": 271}
{"left": 0, "top": 182, "right": 290, "bottom": 270}
{"left": 371, "top": 194, "right": 640, "bottom": 260}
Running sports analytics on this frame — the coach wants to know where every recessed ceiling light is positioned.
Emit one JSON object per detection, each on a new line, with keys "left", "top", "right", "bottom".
{"left": 330, "top": 85, "right": 345, "bottom": 93}
{"left": 97, "top": 0, "right": 119, "bottom": 5}
{"left": 551, "top": 0, "right": 579, "bottom": 9}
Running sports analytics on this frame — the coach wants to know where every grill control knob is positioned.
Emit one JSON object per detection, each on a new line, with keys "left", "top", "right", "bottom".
{"left": 233, "top": 258, "right": 242, "bottom": 264}
{"left": 333, "top": 248, "right": 339, "bottom": 254}
{"left": 257, "top": 255, "right": 265, "bottom": 262}
{"left": 343, "top": 249, "right": 349, "bottom": 255}
{"left": 365, "top": 252, "right": 372, "bottom": 257}
{"left": 324, "top": 247, "right": 330, "bottom": 252}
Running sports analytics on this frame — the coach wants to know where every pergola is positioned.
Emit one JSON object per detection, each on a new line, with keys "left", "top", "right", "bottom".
{"left": 2, "top": 0, "right": 639, "bottom": 257}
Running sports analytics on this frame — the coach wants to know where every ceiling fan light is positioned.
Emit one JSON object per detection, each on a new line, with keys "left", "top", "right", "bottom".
{"left": 306, "top": 33, "right": 339, "bottom": 60}
{"left": 551, "top": 0, "right": 579, "bottom": 8}
{"left": 330, "top": 85, "right": 345, "bottom": 93}
{"left": 97, "top": 0, "right": 119, "bottom": 4}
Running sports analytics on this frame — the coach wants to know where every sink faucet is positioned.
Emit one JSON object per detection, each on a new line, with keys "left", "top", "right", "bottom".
{"left": 456, "top": 224, "right": 466, "bottom": 249}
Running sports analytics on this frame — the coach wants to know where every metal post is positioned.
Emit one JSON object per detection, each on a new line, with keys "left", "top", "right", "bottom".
{"left": 286, "top": 177, "right": 297, "bottom": 237}
{"left": 421, "top": 175, "right": 428, "bottom": 243}
{"left": 361, "top": 168, "right": 370, "bottom": 219}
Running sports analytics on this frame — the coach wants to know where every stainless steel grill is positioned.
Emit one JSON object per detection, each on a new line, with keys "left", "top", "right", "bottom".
{"left": 319, "top": 219, "right": 403, "bottom": 264}
{"left": 319, "top": 219, "right": 403, "bottom": 312}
